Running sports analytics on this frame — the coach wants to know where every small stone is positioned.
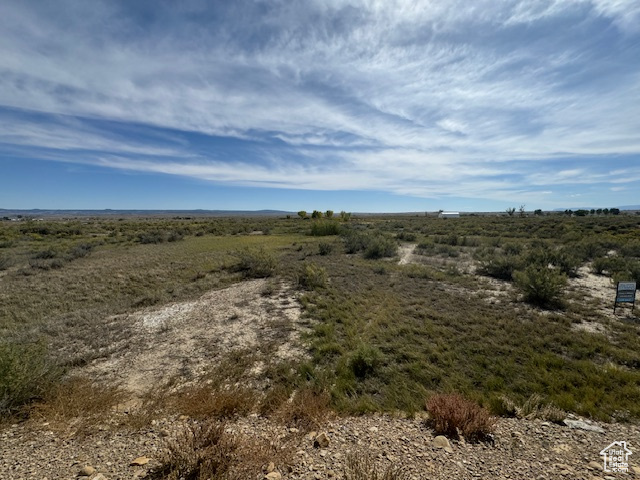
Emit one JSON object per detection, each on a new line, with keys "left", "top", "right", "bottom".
{"left": 78, "top": 465, "right": 95, "bottom": 477}
{"left": 433, "top": 435, "right": 453, "bottom": 453}
{"left": 130, "top": 456, "right": 150, "bottom": 466}
{"left": 93, "top": 474, "right": 108, "bottom": 480}
{"left": 631, "top": 466, "right": 640, "bottom": 475}
{"left": 266, "top": 462, "right": 276, "bottom": 473}
{"left": 314, "top": 432, "right": 330, "bottom": 448}
{"left": 264, "top": 472, "right": 281, "bottom": 480}
{"left": 328, "top": 470, "right": 336, "bottom": 477}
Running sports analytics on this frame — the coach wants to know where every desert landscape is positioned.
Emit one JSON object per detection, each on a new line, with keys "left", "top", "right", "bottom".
{"left": 1, "top": 212, "right": 639, "bottom": 479}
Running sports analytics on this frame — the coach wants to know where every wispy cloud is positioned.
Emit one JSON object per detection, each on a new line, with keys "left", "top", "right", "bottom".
{"left": 1, "top": 0, "right": 639, "bottom": 208}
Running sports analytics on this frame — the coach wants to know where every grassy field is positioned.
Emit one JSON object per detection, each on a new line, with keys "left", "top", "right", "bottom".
{"left": 1, "top": 213, "right": 639, "bottom": 423}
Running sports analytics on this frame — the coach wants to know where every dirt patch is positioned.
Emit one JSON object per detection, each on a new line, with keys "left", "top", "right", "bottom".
{"left": 83, "top": 279, "right": 307, "bottom": 396}
{"left": 397, "top": 243, "right": 417, "bottom": 265}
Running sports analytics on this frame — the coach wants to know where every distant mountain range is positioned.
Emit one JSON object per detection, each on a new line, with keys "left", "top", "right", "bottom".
{"left": 0, "top": 209, "right": 294, "bottom": 218}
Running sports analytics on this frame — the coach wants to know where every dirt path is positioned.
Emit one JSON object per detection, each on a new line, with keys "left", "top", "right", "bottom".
{"left": 398, "top": 243, "right": 417, "bottom": 265}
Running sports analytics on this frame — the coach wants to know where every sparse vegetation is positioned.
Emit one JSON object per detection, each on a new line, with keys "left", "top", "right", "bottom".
{"left": 2, "top": 212, "right": 640, "bottom": 429}
{"left": 426, "top": 393, "right": 495, "bottom": 441}
{"left": 345, "top": 452, "right": 409, "bottom": 480}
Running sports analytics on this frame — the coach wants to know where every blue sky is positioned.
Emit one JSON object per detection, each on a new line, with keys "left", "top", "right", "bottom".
{"left": 1, "top": 1, "right": 639, "bottom": 212}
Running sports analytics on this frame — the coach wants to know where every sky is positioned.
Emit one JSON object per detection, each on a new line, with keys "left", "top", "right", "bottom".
{"left": 1, "top": 0, "right": 640, "bottom": 212}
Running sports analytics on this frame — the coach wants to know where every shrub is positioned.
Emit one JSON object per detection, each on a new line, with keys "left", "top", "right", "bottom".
{"left": 349, "top": 345, "right": 382, "bottom": 379}
{"left": 275, "top": 388, "right": 331, "bottom": 431}
{"left": 396, "top": 231, "right": 417, "bottom": 242}
{"left": 318, "top": 242, "right": 333, "bottom": 255}
{"left": 426, "top": 393, "right": 495, "bottom": 441}
{"left": 345, "top": 452, "right": 409, "bottom": 480}
{"left": 494, "top": 394, "right": 565, "bottom": 423}
{"left": 310, "top": 221, "right": 341, "bottom": 236}
{"left": 478, "top": 255, "right": 522, "bottom": 281}
{"left": 152, "top": 419, "right": 291, "bottom": 480}
{"left": 364, "top": 235, "right": 397, "bottom": 259}
{"left": 0, "top": 254, "right": 13, "bottom": 271}
{"left": 170, "top": 385, "right": 256, "bottom": 419}
{"left": 514, "top": 265, "right": 567, "bottom": 307}
{"left": 152, "top": 420, "right": 236, "bottom": 480}
{"left": 0, "top": 341, "right": 62, "bottom": 417}
{"left": 343, "top": 231, "right": 369, "bottom": 254}
{"left": 297, "top": 262, "right": 328, "bottom": 290}
{"left": 233, "top": 248, "right": 277, "bottom": 278}
{"left": 66, "top": 243, "right": 94, "bottom": 260}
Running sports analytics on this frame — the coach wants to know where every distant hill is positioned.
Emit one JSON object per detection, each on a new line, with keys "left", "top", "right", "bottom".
{"left": 0, "top": 209, "right": 293, "bottom": 218}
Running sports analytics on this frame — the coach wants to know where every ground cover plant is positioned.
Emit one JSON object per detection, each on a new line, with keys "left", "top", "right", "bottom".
{"left": 1, "top": 212, "right": 640, "bottom": 425}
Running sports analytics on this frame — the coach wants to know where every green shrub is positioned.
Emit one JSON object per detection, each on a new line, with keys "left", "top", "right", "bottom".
{"left": 363, "top": 235, "right": 397, "bottom": 259}
{"left": 0, "top": 341, "right": 62, "bottom": 417}
{"left": 310, "top": 221, "right": 341, "bottom": 236}
{"left": 349, "top": 345, "right": 382, "bottom": 379}
{"left": 0, "top": 254, "right": 13, "bottom": 271}
{"left": 514, "top": 265, "right": 567, "bottom": 307}
{"left": 396, "top": 231, "right": 417, "bottom": 242}
{"left": 233, "top": 248, "right": 277, "bottom": 278}
{"left": 297, "top": 262, "right": 328, "bottom": 290}
{"left": 551, "top": 248, "right": 581, "bottom": 277}
{"left": 478, "top": 255, "right": 522, "bottom": 281}
{"left": 318, "top": 242, "right": 333, "bottom": 256}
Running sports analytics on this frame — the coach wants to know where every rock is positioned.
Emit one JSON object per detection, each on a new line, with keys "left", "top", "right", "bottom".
{"left": 78, "top": 465, "right": 96, "bottom": 477}
{"left": 314, "top": 432, "right": 330, "bottom": 448}
{"left": 563, "top": 420, "right": 605, "bottom": 434}
{"left": 130, "top": 456, "right": 150, "bottom": 466}
{"left": 93, "top": 474, "right": 108, "bottom": 480}
{"left": 587, "top": 461, "right": 602, "bottom": 471}
{"left": 632, "top": 466, "right": 640, "bottom": 475}
{"left": 264, "top": 472, "right": 281, "bottom": 480}
{"left": 266, "top": 462, "right": 276, "bottom": 473}
{"left": 433, "top": 435, "right": 453, "bottom": 453}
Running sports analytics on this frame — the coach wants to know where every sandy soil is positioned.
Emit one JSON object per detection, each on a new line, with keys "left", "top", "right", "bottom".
{"left": 83, "top": 279, "right": 307, "bottom": 395}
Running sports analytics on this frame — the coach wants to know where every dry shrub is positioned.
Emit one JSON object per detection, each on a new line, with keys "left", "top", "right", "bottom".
{"left": 498, "top": 394, "right": 566, "bottom": 423}
{"left": 275, "top": 388, "right": 331, "bottom": 431}
{"left": 170, "top": 384, "right": 256, "bottom": 419}
{"left": 345, "top": 452, "right": 409, "bottom": 480}
{"left": 258, "top": 384, "right": 291, "bottom": 417}
{"left": 152, "top": 419, "right": 292, "bottom": 480}
{"left": 32, "top": 376, "right": 124, "bottom": 433}
{"left": 426, "top": 393, "right": 495, "bottom": 441}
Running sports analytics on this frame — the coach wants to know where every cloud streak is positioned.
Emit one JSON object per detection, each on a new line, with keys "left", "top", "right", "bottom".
{"left": 1, "top": 0, "right": 639, "bottom": 208}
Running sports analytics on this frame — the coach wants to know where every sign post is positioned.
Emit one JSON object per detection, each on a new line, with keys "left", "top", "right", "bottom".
{"left": 614, "top": 282, "right": 636, "bottom": 314}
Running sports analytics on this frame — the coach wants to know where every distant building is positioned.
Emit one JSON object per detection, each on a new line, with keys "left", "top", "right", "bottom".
{"left": 438, "top": 211, "right": 460, "bottom": 218}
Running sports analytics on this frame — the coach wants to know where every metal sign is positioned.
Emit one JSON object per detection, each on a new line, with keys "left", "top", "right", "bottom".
{"left": 614, "top": 281, "right": 636, "bottom": 313}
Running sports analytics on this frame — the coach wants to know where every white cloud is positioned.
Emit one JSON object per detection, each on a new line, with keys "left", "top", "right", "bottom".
{"left": 0, "top": 0, "right": 639, "bottom": 206}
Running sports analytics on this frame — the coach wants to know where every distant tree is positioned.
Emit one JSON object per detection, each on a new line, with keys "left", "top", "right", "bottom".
{"left": 596, "top": 208, "right": 603, "bottom": 215}
{"left": 298, "top": 210, "right": 307, "bottom": 219}
{"left": 519, "top": 204, "right": 526, "bottom": 217}
{"left": 325, "top": 210, "right": 334, "bottom": 219}
{"left": 590, "top": 209, "right": 595, "bottom": 215}
{"left": 340, "top": 211, "right": 352, "bottom": 222}
{"left": 564, "top": 209, "right": 573, "bottom": 216}
{"left": 311, "top": 210, "right": 323, "bottom": 219}
{"left": 610, "top": 208, "right": 620, "bottom": 215}
{"left": 506, "top": 207, "right": 516, "bottom": 216}
{"left": 603, "top": 208, "right": 610, "bottom": 215}
{"left": 534, "top": 209, "right": 543, "bottom": 216}
{"left": 575, "top": 209, "right": 589, "bottom": 217}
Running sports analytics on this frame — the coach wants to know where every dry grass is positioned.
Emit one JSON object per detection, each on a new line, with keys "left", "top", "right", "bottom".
{"left": 497, "top": 394, "right": 566, "bottom": 423}
{"left": 31, "top": 376, "right": 124, "bottom": 434}
{"left": 426, "top": 393, "right": 495, "bottom": 441}
{"left": 274, "top": 388, "right": 331, "bottom": 431}
{"left": 345, "top": 452, "right": 409, "bottom": 480}
{"left": 151, "top": 419, "right": 292, "bottom": 480}
{"left": 169, "top": 384, "right": 257, "bottom": 420}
